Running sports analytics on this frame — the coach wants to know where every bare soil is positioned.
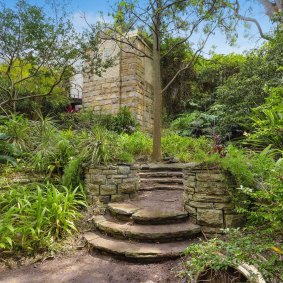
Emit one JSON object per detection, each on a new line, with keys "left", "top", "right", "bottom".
{"left": 0, "top": 249, "right": 182, "bottom": 283}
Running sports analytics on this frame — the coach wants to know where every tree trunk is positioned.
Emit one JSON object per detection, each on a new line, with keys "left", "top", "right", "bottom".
{"left": 152, "top": 1, "right": 162, "bottom": 162}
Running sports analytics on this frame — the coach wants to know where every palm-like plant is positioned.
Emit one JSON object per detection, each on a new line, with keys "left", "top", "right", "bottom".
{"left": 78, "top": 127, "right": 118, "bottom": 165}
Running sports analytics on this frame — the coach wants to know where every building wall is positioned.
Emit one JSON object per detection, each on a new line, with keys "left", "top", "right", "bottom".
{"left": 82, "top": 35, "right": 154, "bottom": 132}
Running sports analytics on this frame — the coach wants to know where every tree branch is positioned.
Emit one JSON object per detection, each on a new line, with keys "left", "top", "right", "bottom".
{"left": 162, "top": 0, "right": 219, "bottom": 58}
{"left": 100, "top": 31, "right": 153, "bottom": 59}
{"left": 233, "top": 0, "right": 272, "bottom": 40}
{"left": 162, "top": 25, "right": 217, "bottom": 94}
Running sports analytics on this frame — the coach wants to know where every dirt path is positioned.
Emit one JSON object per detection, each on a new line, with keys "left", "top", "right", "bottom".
{"left": 0, "top": 250, "right": 183, "bottom": 283}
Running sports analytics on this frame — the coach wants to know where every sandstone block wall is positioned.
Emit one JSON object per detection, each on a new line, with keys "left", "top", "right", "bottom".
{"left": 83, "top": 34, "right": 154, "bottom": 132}
{"left": 83, "top": 77, "right": 121, "bottom": 115}
{"left": 183, "top": 164, "right": 243, "bottom": 235}
{"left": 84, "top": 164, "right": 140, "bottom": 204}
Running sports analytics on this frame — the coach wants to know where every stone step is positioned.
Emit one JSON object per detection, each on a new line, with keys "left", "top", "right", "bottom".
{"left": 92, "top": 215, "right": 201, "bottom": 242}
{"left": 139, "top": 172, "right": 183, "bottom": 178}
{"left": 132, "top": 209, "right": 188, "bottom": 224}
{"left": 84, "top": 231, "right": 194, "bottom": 261}
{"left": 140, "top": 184, "right": 184, "bottom": 191}
{"left": 108, "top": 203, "right": 139, "bottom": 221}
{"left": 108, "top": 203, "right": 188, "bottom": 224}
{"left": 140, "top": 163, "right": 186, "bottom": 171}
{"left": 140, "top": 178, "right": 183, "bottom": 184}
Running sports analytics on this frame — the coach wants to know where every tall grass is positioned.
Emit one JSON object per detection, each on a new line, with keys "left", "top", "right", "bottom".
{"left": 117, "top": 131, "right": 152, "bottom": 162}
{"left": 162, "top": 131, "right": 212, "bottom": 162}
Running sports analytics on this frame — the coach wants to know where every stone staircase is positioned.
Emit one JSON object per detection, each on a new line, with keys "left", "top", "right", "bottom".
{"left": 84, "top": 164, "right": 201, "bottom": 261}
{"left": 139, "top": 164, "right": 184, "bottom": 192}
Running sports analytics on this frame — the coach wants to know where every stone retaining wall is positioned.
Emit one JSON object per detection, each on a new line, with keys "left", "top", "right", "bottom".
{"left": 85, "top": 164, "right": 140, "bottom": 204}
{"left": 183, "top": 164, "right": 243, "bottom": 235}
{"left": 84, "top": 162, "right": 243, "bottom": 234}
{"left": 0, "top": 172, "right": 45, "bottom": 191}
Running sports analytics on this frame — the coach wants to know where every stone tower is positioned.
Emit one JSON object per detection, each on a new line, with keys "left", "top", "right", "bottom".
{"left": 82, "top": 33, "right": 154, "bottom": 133}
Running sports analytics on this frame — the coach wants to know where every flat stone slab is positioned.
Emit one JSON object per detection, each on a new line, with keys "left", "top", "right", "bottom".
{"left": 140, "top": 163, "right": 191, "bottom": 170}
{"left": 92, "top": 215, "right": 201, "bottom": 242}
{"left": 139, "top": 172, "right": 183, "bottom": 178}
{"left": 108, "top": 203, "right": 139, "bottom": 216}
{"left": 84, "top": 231, "right": 193, "bottom": 261}
{"left": 140, "top": 184, "right": 184, "bottom": 191}
{"left": 140, "top": 178, "right": 183, "bottom": 184}
{"left": 132, "top": 209, "right": 188, "bottom": 224}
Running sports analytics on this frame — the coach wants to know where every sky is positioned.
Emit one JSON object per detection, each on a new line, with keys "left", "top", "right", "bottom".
{"left": 4, "top": 0, "right": 275, "bottom": 55}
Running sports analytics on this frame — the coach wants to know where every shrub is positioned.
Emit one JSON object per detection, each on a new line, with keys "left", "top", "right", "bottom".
{"left": 30, "top": 121, "right": 75, "bottom": 175}
{"left": 220, "top": 145, "right": 255, "bottom": 187}
{"left": 59, "top": 107, "right": 138, "bottom": 134}
{"left": 234, "top": 157, "right": 283, "bottom": 231}
{"left": 110, "top": 106, "right": 138, "bottom": 134}
{"left": 59, "top": 110, "right": 114, "bottom": 131}
{"left": 171, "top": 111, "right": 217, "bottom": 137}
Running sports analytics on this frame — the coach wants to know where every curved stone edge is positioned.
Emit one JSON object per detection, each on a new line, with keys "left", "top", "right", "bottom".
{"left": 92, "top": 215, "right": 201, "bottom": 242}
{"left": 83, "top": 231, "right": 191, "bottom": 262}
{"left": 132, "top": 209, "right": 189, "bottom": 224}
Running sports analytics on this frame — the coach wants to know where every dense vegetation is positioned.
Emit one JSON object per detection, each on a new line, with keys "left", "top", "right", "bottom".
{"left": 0, "top": 0, "right": 282, "bottom": 281}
